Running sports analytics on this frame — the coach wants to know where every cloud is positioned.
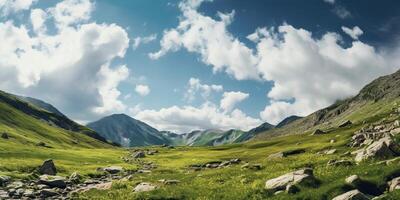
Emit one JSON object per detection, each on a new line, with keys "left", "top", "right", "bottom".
{"left": 341, "top": 26, "right": 363, "bottom": 40}
{"left": 220, "top": 91, "right": 249, "bottom": 112}
{"left": 150, "top": 0, "right": 260, "bottom": 80}
{"left": 135, "top": 102, "right": 261, "bottom": 133}
{"left": 30, "top": 8, "right": 47, "bottom": 33}
{"left": 254, "top": 24, "right": 396, "bottom": 124}
{"left": 135, "top": 84, "right": 150, "bottom": 96}
{"left": 333, "top": 5, "right": 351, "bottom": 19}
{"left": 132, "top": 34, "right": 157, "bottom": 50}
{"left": 0, "top": 0, "right": 36, "bottom": 16}
{"left": 0, "top": 0, "right": 130, "bottom": 122}
{"left": 184, "top": 77, "right": 223, "bottom": 102}
{"left": 49, "top": 0, "right": 93, "bottom": 28}
{"left": 153, "top": 0, "right": 398, "bottom": 125}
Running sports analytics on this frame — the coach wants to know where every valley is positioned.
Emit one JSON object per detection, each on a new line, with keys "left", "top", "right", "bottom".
{"left": 1, "top": 71, "right": 400, "bottom": 199}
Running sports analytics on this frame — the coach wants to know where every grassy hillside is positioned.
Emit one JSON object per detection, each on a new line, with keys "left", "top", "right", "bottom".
{"left": 75, "top": 98, "right": 400, "bottom": 199}
{"left": 0, "top": 90, "right": 133, "bottom": 179}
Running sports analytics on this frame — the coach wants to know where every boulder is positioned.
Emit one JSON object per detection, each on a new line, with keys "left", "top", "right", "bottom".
{"left": 325, "top": 149, "right": 337, "bottom": 155}
{"left": 38, "top": 175, "right": 66, "bottom": 188}
{"left": 133, "top": 151, "right": 146, "bottom": 158}
{"left": 40, "top": 188, "right": 59, "bottom": 198}
{"left": 72, "top": 182, "right": 112, "bottom": 193}
{"left": 1, "top": 132, "right": 9, "bottom": 139}
{"left": 158, "top": 179, "right": 180, "bottom": 185}
{"left": 339, "top": 120, "right": 353, "bottom": 128}
{"left": 355, "top": 137, "right": 400, "bottom": 162}
{"left": 332, "top": 189, "right": 369, "bottom": 200}
{"left": 388, "top": 177, "right": 400, "bottom": 191}
{"left": 394, "top": 120, "right": 400, "bottom": 127}
{"left": 38, "top": 159, "right": 57, "bottom": 175}
{"left": 69, "top": 172, "right": 82, "bottom": 184}
{"left": 0, "top": 175, "right": 11, "bottom": 187}
{"left": 265, "top": 168, "right": 315, "bottom": 192}
{"left": 312, "top": 129, "right": 325, "bottom": 135}
{"left": 133, "top": 182, "right": 157, "bottom": 192}
{"left": 103, "top": 166, "right": 123, "bottom": 174}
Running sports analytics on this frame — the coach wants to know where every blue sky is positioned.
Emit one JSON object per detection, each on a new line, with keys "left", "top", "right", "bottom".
{"left": 0, "top": 0, "right": 399, "bottom": 133}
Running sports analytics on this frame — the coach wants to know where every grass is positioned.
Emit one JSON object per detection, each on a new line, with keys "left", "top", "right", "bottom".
{"left": 1, "top": 91, "right": 400, "bottom": 199}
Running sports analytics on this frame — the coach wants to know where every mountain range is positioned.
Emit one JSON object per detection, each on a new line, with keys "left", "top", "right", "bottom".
{"left": 2, "top": 69, "right": 400, "bottom": 148}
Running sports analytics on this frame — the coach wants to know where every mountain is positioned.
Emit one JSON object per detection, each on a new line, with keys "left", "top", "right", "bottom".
{"left": 275, "top": 115, "right": 302, "bottom": 128}
{"left": 254, "top": 69, "right": 400, "bottom": 139}
{"left": 0, "top": 90, "right": 111, "bottom": 148}
{"left": 234, "top": 122, "right": 274, "bottom": 142}
{"left": 87, "top": 114, "right": 170, "bottom": 147}
{"left": 17, "top": 96, "right": 65, "bottom": 117}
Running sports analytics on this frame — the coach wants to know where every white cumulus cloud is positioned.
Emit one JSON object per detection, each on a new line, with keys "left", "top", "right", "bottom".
{"left": 220, "top": 91, "right": 249, "bottom": 113}
{"left": 135, "top": 84, "right": 150, "bottom": 96}
{"left": 150, "top": 0, "right": 260, "bottom": 80}
{"left": 0, "top": 0, "right": 36, "bottom": 16}
{"left": 184, "top": 77, "right": 223, "bottom": 102}
{"left": 0, "top": 0, "right": 130, "bottom": 122}
{"left": 341, "top": 26, "right": 363, "bottom": 40}
{"left": 135, "top": 102, "right": 261, "bottom": 133}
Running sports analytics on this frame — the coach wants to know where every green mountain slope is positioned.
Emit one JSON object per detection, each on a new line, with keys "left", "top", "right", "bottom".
{"left": 0, "top": 90, "right": 111, "bottom": 149}
{"left": 255, "top": 69, "right": 400, "bottom": 140}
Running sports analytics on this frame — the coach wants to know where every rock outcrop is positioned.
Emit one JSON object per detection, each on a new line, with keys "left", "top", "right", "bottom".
{"left": 265, "top": 168, "right": 316, "bottom": 193}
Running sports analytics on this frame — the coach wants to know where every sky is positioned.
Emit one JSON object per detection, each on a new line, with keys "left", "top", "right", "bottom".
{"left": 0, "top": 0, "right": 399, "bottom": 133}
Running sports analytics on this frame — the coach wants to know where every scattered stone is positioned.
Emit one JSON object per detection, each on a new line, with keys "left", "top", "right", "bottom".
{"left": 265, "top": 168, "right": 316, "bottom": 193}
{"left": 73, "top": 182, "right": 113, "bottom": 193}
{"left": 133, "top": 151, "right": 146, "bottom": 158}
{"left": 268, "top": 149, "right": 306, "bottom": 158}
{"left": 339, "top": 120, "right": 353, "bottom": 128}
{"left": 332, "top": 189, "right": 369, "bottom": 200}
{"left": 345, "top": 175, "right": 360, "bottom": 185}
{"left": 158, "top": 179, "right": 180, "bottom": 185}
{"left": 327, "top": 159, "right": 353, "bottom": 167}
{"left": 1, "top": 132, "right": 9, "bottom": 139}
{"left": 241, "top": 163, "right": 262, "bottom": 170}
{"left": 355, "top": 137, "right": 400, "bottom": 162}
{"left": 103, "top": 166, "right": 123, "bottom": 174}
{"left": 388, "top": 177, "right": 400, "bottom": 191}
{"left": 325, "top": 149, "right": 337, "bottom": 155}
{"left": 345, "top": 175, "right": 381, "bottom": 196}
{"left": 330, "top": 139, "right": 336, "bottom": 143}
{"left": 38, "top": 159, "right": 57, "bottom": 175}
{"left": 23, "top": 189, "right": 34, "bottom": 198}
{"left": 312, "top": 129, "right": 325, "bottom": 135}
{"left": 133, "top": 182, "right": 157, "bottom": 192}
{"left": 38, "top": 175, "right": 66, "bottom": 188}
{"left": 40, "top": 188, "right": 59, "bottom": 198}
{"left": 0, "top": 175, "right": 11, "bottom": 187}
{"left": 69, "top": 172, "right": 82, "bottom": 184}
{"left": 394, "top": 120, "right": 400, "bottom": 127}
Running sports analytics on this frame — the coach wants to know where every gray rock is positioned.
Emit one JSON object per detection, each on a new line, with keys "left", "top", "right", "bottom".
{"left": 345, "top": 175, "right": 360, "bottom": 185}
{"left": 355, "top": 137, "right": 399, "bottom": 162}
{"left": 339, "top": 120, "right": 353, "bottom": 128}
{"left": 103, "top": 166, "right": 123, "bottom": 174}
{"left": 332, "top": 189, "right": 370, "bottom": 200}
{"left": 38, "top": 159, "right": 57, "bottom": 175}
{"left": 69, "top": 172, "right": 81, "bottom": 184}
{"left": 0, "top": 175, "right": 11, "bottom": 187}
{"left": 133, "top": 182, "right": 157, "bottom": 192}
{"left": 388, "top": 177, "right": 400, "bottom": 191}
{"left": 312, "top": 129, "right": 325, "bottom": 135}
{"left": 285, "top": 184, "right": 299, "bottom": 194}
{"left": 265, "top": 168, "right": 315, "bottom": 192}
{"left": 268, "top": 152, "right": 284, "bottom": 158}
{"left": 133, "top": 151, "right": 146, "bottom": 158}
{"left": 325, "top": 149, "right": 337, "bottom": 155}
{"left": 159, "top": 179, "right": 180, "bottom": 185}
{"left": 38, "top": 175, "right": 66, "bottom": 188}
{"left": 40, "top": 188, "right": 58, "bottom": 198}
{"left": 23, "top": 189, "right": 35, "bottom": 198}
